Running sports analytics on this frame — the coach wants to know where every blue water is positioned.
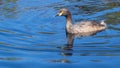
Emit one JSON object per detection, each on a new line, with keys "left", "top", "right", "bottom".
{"left": 0, "top": 0, "right": 120, "bottom": 68}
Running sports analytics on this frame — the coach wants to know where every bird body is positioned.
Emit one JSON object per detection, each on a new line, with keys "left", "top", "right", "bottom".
{"left": 66, "top": 20, "right": 106, "bottom": 34}
{"left": 56, "top": 8, "right": 107, "bottom": 35}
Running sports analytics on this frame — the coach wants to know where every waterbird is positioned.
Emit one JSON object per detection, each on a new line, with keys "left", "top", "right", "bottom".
{"left": 56, "top": 8, "right": 107, "bottom": 35}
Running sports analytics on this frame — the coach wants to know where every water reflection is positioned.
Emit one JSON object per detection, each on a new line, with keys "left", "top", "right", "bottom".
{"left": 61, "top": 31, "right": 103, "bottom": 56}
{"left": 50, "top": 59, "right": 72, "bottom": 63}
{"left": 66, "top": 31, "right": 100, "bottom": 46}
{"left": 64, "top": 0, "right": 81, "bottom": 2}
{"left": 60, "top": 29, "right": 120, "bottom": 57}
{"left": 0, "top": 57, "right": 21, "bottom": 61}
{"left": 105, "top": 12, "right": 120, "bottom": 24}
{"left": 1, "top": 0, "right": 18, "bottom": 18}
{"left": 0, "top": 0, "right": 2, "bottom": 5}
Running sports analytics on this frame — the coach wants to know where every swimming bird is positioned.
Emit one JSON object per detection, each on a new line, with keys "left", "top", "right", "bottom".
{"left": 56, "top": 8, "right": 107, "bottom": 35}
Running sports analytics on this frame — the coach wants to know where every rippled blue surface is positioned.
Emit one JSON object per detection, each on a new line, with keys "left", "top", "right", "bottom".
{"left": 0, "top": 0, "right": 120, "bottom": 68}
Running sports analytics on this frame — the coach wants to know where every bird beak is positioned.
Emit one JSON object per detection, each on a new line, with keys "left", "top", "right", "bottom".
{"left": 55, "top": 11, "right": 63, "bottom": 16}
{"left": 55, "top": 13, "right": 59, "bottom": 16}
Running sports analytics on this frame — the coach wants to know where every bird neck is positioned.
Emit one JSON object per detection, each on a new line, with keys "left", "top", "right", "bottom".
{"left": 65, "top": 14, "right": 73, "bottom": 33}
{"left": 66, "top": 14, "right": 73, "bottom": 26}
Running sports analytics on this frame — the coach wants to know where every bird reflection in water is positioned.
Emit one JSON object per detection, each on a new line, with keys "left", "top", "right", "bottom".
{"left": 61, "top": 30, "right": 104, "bottom": 56}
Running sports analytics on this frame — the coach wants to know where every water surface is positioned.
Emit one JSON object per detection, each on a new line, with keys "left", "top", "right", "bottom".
{"left": 0, "top": 0, "right": 120, "bottom": 68}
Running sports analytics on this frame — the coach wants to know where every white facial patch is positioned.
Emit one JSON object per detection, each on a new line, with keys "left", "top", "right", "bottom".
{"left": 59, "top": 11, "right": 63, "bottom": 16}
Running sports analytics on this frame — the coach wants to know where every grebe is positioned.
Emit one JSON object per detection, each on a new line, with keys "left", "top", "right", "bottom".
{"left": 56, "top": 8, "right": 107, "bottom": 34}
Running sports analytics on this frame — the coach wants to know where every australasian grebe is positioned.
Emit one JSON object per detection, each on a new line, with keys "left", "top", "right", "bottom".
{"left": 56, "top": 8, "right": 107, "bottom": 34}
